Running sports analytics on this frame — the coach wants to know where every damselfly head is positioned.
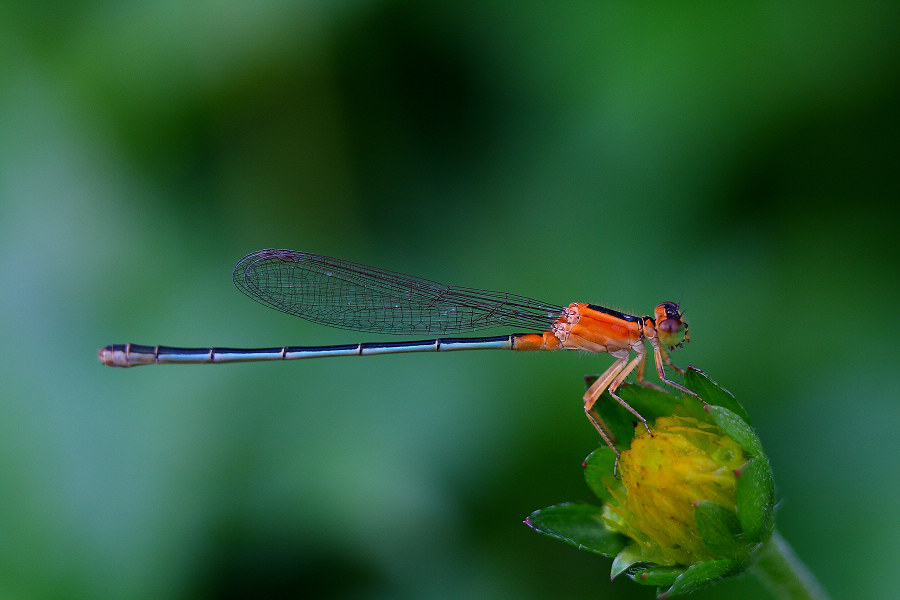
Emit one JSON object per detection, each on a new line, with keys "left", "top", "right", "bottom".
{"left": 654, "top": 302, "right": 689, "bottom": 349}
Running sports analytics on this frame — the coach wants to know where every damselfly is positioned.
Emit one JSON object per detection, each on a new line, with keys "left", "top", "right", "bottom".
{"left": 99, "top": 249, "right": 701, "bottom": 458}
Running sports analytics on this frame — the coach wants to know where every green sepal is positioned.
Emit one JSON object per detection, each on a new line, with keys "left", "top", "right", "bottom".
{"left": 628, "top": 565, "right": 685, "bottom": 587}
{"left": 610, "top": 542, "right": 646, "bottom": 579}
{"left": 658, "top": 559, "right": 743, "bottom": 598}
{"left": 582, "top": 447, "right": 618, "bottom": 503}
{"left": 735, "top": 457, "right": 775, "bottom": 543}
{"left": 524, "top": 503, "right": 626, "bottom": 557}
{"left": 694, "top": 501, "right": 746, "bottom": 558}
{"left": 684, "top": 367, "right": 751, "bottom": 425}
{"left": 706, "top": 406, "right": 765, "bottom": 457}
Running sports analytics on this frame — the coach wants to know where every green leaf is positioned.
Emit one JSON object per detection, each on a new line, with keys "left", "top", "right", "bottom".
{"left": 628, "top": 565, "right": 685, "bottom": 587}
{"left": 610, "top": 542, "right": 646, "bottom": 579}
{"left": 582, "top": 447, "right": 618, "bottom": 503}
{"left": 684, "top": 368, "right": 751, "bottom": 425}
{"left": 735, "top": 457, "right": 775, "bottom": 543}
{"left": 694, "top": 501, "right": 745, "bottom": 558}
{"left": 524, "top": 503, "right": 626, "bottom": 557}
{"left": 658, "top": 559, "right": 743, "bottom": 598}
{"left": 706, "top": 405, "right": 765, "bottom": 457}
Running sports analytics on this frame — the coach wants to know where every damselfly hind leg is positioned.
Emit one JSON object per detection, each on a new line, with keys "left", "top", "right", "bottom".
{"left": 583, "top": 349, "right": 654, "bottom": 476}
{"left": 583, "top": 353, "right": 627, "bottom": 459}
{"left": 606, "top": 351, "right": 652, "bottom": 436}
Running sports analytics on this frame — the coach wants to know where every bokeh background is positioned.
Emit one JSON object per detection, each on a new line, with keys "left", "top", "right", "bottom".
{"left": 2, "top": 3, "right": 898, "bottom": 599}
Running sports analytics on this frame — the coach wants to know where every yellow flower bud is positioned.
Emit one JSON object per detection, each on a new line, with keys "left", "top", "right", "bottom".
{"left": 604, "top": 415, "right": 748, "bottom": 566}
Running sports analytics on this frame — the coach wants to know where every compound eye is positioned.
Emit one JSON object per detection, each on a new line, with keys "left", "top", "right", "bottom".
{"left": 657, "top": 318, "right": 685, "bottom": 348}
{"left": 654, "top": 302, "right": 680, "bottom": 321}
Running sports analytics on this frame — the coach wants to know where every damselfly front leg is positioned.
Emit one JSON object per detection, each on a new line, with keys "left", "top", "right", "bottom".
{"left": 647, "top": 337, "right": 705, "bottom": 406}
{"left": 583, "top": 351, "right": 630, "bottom": 457}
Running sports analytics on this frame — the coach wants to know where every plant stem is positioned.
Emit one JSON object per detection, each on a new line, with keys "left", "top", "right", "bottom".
{"left": 750, "top": 530, "right": 831, "bottom": 600}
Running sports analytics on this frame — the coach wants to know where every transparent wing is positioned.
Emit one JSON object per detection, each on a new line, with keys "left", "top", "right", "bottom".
{"left": 232, "top": 249, "right": 563, "bottom": 334}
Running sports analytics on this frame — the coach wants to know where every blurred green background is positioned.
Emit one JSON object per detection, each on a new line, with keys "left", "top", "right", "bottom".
{"left": 2, "top": 2, "right": 898, "bottom": 599}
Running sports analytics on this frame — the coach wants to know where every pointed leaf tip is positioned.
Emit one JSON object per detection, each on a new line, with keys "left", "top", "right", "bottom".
{"left": 525, "top": 503, "right": 625, "bottom": 557}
